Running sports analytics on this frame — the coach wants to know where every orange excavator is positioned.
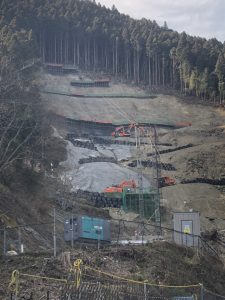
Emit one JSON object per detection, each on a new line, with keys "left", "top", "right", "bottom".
{"left": 103, "top": 180, "right": 137, "bottom": 193}
{"left": 111, "top": 126, "right": 131, "bottom": 137}
{"left": 104, "top": 177, "right": 175, "bottom": 194}
{"left": 159, "top": 176, "right": 176, "bottom": 188}
{"left": 111, "top": 123, "right": 147, "bottom": 138}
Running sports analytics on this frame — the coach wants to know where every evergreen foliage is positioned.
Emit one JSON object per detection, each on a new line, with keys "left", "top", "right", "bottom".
{"left": 1, "top": 0, "right": 225, "bottom": 104}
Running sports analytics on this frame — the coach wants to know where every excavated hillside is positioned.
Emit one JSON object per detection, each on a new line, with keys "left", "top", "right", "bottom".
{"left": 41, "top": 71, "right": 225, "bottom": 233}
{"left": 1, "top": 69, "right": 225, "bottom": 299}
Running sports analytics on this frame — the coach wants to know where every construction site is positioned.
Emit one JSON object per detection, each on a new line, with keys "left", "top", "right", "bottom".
{"left": 2, "top": 65, "right": 225, "bottom": 300}
{"left": 2, "top": 0, "right": 225, "bottom": 297}
{"left": 40, "top": 65, "right": 225, "bottom": 230}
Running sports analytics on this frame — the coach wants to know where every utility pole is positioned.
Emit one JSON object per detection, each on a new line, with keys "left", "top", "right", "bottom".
{"left": 200, "top": 283, "right": 204, "bottom": 300}
{"left": 71, "top": 212, "right": 74, "bottom": 249}
{"left": 144, "top": 281, "right": 147, "bottom": 300}
{"left": 53, "top": 208, "right": 56, "bottom": 257}
{"left": 3, "top": 228, "right": 6, "bottom": 256}
{"left": 153, "top": 126, "right": 161, "bottom": 235}
{"left": 18, "top": 227, "right": 22, "bottom": 254}
{"left": 135, "top": 126, "right": 144, "bottom": 220}
{"left": 97, "top": 232, "right": 100, "bottom": 251}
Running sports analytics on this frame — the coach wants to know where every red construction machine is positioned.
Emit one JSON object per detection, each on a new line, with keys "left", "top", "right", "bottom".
{"left": 111, "top": 123, "right": 147, "bottom": 138}
{"left": 111, "top": 126, "right": 131, "bottom": 137}
{"left": 159, "top": 176, "right": 176, "bottom": 188}
{"left": 103, "top": 180, "right": 137, "bottom": 193}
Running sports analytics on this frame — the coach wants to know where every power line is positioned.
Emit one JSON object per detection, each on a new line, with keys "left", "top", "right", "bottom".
{"left": 0, "top": 222, "right": 54, "bottom": 231}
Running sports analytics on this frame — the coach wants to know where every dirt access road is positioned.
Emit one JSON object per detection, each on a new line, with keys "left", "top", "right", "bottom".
{"left": 41, "top": 72, "right": 225, "bottom": 232}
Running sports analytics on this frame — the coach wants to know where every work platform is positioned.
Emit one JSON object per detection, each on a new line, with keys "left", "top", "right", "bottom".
{"left": 44, "top": 63, "right": 78, "bottom": 74}
{"left": 71, "top": 79, "right": 110, "bottom": 87}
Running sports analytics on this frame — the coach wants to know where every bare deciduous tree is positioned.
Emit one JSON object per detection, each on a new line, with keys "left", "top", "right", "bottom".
{"left": 0, "top": 102, "right": 38, "bottom": 173}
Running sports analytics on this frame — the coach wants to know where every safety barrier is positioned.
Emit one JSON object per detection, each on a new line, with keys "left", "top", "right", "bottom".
{"left": 8, "top": 259, "right": 225, "bottom": 299}
{"left": 0, "top": 213, "right": 218, "bottom": 259}
{"left": 42, "top": 89, "right": 155, "bottom": 99}
{"left": 128, "top": 159, "right": 176, "bottom": 171}
{"left": 147, "top": 144, "right": 194, "bottom": 157}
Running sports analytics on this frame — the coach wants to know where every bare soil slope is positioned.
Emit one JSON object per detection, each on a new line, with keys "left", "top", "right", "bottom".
{"left": 41, "top": 72, "right": 225, "bottom": 233}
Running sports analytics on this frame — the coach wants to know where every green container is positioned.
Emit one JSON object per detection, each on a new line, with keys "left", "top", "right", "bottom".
{"left": 64, "top": 215, "right": 111, "bottom": 242}
{"left": 81, "top": 216, "right": 105, "bottom": 240}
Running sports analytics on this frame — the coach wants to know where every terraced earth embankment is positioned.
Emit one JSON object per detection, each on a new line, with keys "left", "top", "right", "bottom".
{"left": 41, "top": 71, "right": 225, "bottom": 232}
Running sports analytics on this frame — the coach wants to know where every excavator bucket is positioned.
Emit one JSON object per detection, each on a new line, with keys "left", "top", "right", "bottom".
{"left": 111, "top": 126, "right": 131, "bottom": 137}
{"left": 103, "top": 186, "right": 123, "bottom": 193}
{"left": 118, "top": 180, "right": 137, "bottom": 188}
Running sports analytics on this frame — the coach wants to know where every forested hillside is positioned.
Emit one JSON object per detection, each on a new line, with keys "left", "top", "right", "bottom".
{"left": 1, "top": 0, "right": 225, "bottom": 103}
{"left": 2, "top": 2, "right": 225, "bottom": 298}
{"left": 0, "top": 16, "right": 44, "bottom": 182}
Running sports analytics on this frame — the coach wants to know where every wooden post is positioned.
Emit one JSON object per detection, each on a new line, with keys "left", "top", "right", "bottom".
{"left": 200, "top": 283, "right": 204, "bottom": 300}
{"left": 3, "top": 228, "right": 6, "bottom": 256}
{"left": 71, "top": 213, "right": 74, "bottom": 249}
{"left": 53, "top": 208, "right": 56, "bottom": 257}
{"left": 144, "top": 281, "right": 147, "bottom": 300}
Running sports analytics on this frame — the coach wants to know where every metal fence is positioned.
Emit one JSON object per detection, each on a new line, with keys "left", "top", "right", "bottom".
{"left": 0, "top": 222, "right": 55, "bottom": 256}
{"left": 0, "top": 211, "right": 218, "bottom": 257}
{"left": 7, "top": 269, "right": 225, "bottom": 300}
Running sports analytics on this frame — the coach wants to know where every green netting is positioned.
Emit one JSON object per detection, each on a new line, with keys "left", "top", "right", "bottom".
{"left": 112, "top": 119, "right": 175, "bottom": 127}
{"left": 123, "top": 191, "right": 157, "bottom": 219}
{"left": 84, "top": 93, "right": 155, "bottom": 99}
{"left": 42, "top": 89, "right": 155, "bottom": 99}
{"left": 103, "top": 192, "right": 123, "bottom": 199}
{"left": 103, "top": 188, "right": 157, "bottom": 219}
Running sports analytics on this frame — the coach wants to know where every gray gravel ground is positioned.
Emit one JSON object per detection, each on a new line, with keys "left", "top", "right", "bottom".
{"left": 64, "top": 162, "right": 150, "bottom": 192}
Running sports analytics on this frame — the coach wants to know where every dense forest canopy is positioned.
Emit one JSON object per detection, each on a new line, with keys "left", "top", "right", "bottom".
{"left": 1, "top": 0, "right": 225, "bottom": 105}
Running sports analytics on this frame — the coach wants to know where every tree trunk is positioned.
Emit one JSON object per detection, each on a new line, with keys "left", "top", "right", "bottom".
{"left": 148, "top": 56, "right": 151, "bottom": 87}
{"left": 54, "top": 34, "right": 57, "bottom": 64}
{"left": 60, "top": 34, "right": 63, "bottom": 64}
{"left": 155, "top": 54, "right": 158, "bottom": 86}
{"left": 73, "top": 37, "right": 76, "bottom": 65}
{"left": 162, "top": 53, "right": 165, "bottom": 87}
{"left": 77, "top": 41, "right": 80, "bottom": 66}
{"left": 125, "top": 49, "right": 129, "bottom": 80}
{"left": 115, "top": 38, "right": 118, "bottom": 76}
{"left": 137, "top": 50, "right": 140, "bottom": 84}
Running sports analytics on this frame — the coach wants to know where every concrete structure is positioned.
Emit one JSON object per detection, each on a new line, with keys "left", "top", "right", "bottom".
{"left": 173, "top": 212, "right": 200, "bottom": 247}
